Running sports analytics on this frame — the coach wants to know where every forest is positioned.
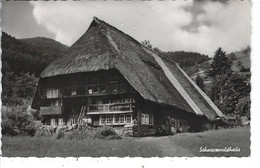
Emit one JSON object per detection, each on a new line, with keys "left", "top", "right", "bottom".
{"left": 1, "top": 32, "right": 68, "bottom": 105}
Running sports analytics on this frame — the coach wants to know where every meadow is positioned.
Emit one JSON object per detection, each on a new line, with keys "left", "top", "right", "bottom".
{"left": 2, "top": 126, "right": 250, "bottom": 157}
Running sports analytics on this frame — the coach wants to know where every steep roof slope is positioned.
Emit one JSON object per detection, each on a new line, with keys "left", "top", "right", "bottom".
{"left": 37, "top": 17, "right": 224, "bottom": 120}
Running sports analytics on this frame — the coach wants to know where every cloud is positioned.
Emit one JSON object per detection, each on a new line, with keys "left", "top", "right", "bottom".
{"left": 30, "top": 0, "right": 250, "bottom": 56}
{"left": 1, "top": 1, "right": 55, "bottom": 39}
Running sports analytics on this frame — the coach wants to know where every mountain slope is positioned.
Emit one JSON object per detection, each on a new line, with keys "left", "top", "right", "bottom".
{"left": 228, "top": 49, "right": 250, "bottom": 72}
{"left": 161, "top": 51, "right": 210, "bottom": 68}
{"left": 20, "top": 37, "right": 68, "bottom": 63}
{"left": 1, "top": 32, "right": 68, "bottom": 76}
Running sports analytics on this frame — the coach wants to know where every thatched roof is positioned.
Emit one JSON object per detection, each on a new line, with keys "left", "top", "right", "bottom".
{"left": 36, "top": 17, "right": 224, "bottom": 120}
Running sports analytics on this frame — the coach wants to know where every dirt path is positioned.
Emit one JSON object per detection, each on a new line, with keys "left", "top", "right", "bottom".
{"left": 135, "top": 136, "right": 194, "bottom": 157}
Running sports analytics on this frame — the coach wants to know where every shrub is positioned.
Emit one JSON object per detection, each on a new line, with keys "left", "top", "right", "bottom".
{"left": 64, "top": 126, "right": 121, "bottom": 140}
{"left": 94, "top": 126, "right": 121, "bottom": 140}
{"left": 35, "top": 125, "right": 57, "bottom": 137}
{"left": 55, "top": 128, "right": 65, "bottom": 139}
{"left": 28, "top": 107, "right": 42, "bottom": 120}
{"left": 1, "top": 106, "right": 36, "bottom": 136}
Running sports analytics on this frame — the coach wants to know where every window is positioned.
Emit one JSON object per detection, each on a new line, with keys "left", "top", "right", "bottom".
{"left": 106, "top": 115, "right": 112, "bottom": 124}
{"left": 114, "top": 115, "right": 119, "bottom": 124}
{"left": 172, "top": 118, "right": 181, "bottom": 128}
{"left": 51, "top": 118, "right": 56, "bottom": 125}
{"left": 88, "top": 89, "right": 93, "bottom": 94}
{"left": 88, "top": 86, "right": 99, "bottom": 94}
{"left": 119, "top": 114, "right": 125, "bottom": 124}
{"left": 141, "top": 114, "right": 153, "bottom": 125}
{"left": 47, "top": 89, "right": 60, "bottom": 98}
{"left": 124, "top": 98, "right": 131, "bottom": 103}
{"left": 126, "top": 114, "right": 132, "bottom": 124}
{"left": 101, "top": 115, "right": 106, "bottom": 125}
{"left": 70, "top": 119, "right": 76, "bottom": 125}
{"left": 100, "top": 115, "right": 114, "bottom": 125}
{"left": 51, "top": 100, "right": 62, "bottom": 107}
{"left": 71, "top": 90, "right": 77, "bottom": 96}
{"left": 58, "top": 118, "right": 64, "bottom": 125}
{"left": 99, "top": 114, "right": 131, "bottom": 125}
{"left": 149, "top": 115, "right": 153, "bottom": 125}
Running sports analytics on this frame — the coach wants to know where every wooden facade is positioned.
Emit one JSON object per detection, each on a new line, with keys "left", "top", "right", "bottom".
{"left": 37, "top": 69, "right": 207, "bottom": 136}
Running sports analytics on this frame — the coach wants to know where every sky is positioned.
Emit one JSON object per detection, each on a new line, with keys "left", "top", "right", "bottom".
{"left": 1, "top": 0, "right": 251, "bottom": 56}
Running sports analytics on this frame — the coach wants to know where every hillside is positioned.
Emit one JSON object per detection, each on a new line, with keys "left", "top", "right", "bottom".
{"left": 161, "top": 51, "right": 210, "bottom": 68}
{"left": 182, "top": 48, "right": 251, "bottom": 100}
{"left": 1, "top": 32, "right": 68, "bottom": 76}
{"left": 1, "top": 32, "right": 69, "bottom": 105}
{"left": 183, "top": 47, "right": 250, "bottom": 80}
{"left": 20, "top": 37, "right": 68, "bottom": 63}
{"left": 228, "top": 48, "right": 250, "bottom": 73}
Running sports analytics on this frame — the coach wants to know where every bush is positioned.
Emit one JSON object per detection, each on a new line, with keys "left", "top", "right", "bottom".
{"left": 28, "top": 107, "right": 42, "bottom": 120}
{"left": 55, "top": 128, "right": 65, "bottom": 139}
{"left": 35, "top": 125, "right": 57, "bottom": 137}
{"left": 94, "top": 126, "right": 121, "bottom": 139}
{"left": 63, "top": 126, "right": 121, "bottom": 140}
{"left": 2, "top": 106, "right": 36, "bottom": 136}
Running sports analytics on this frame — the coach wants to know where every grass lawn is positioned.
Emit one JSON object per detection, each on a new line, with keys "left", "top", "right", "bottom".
{"left": 169, "top": 126, "right": 250, "bottom": 157}
{"left": 2, "top": 126, "right": 250, "bottom": 157}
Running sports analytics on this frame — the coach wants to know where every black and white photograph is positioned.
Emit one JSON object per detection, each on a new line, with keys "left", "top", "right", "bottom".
{"left": 0, "top": 0, "right": 255, "bottom": 161}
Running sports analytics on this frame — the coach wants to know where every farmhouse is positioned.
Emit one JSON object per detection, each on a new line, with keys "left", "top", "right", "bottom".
{"left": 32, "top": 17, "right": 225, "bottom": 136}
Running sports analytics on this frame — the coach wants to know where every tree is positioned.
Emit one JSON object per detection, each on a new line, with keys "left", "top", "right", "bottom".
{"left": 210, "top": 68, "right": 250, "bottom": 116}
{"left": 229, "top": 52, "right": 236, "bottom": 61}
{"left": 154, "top": 47, "right": 162, "bottom": 53}
{"left": 141, "top": 40, "right": 153, "bottom": 49}
{"left": 208, "top": 47, "right": 233, "bottom": 77}
{"left": 243, "top": 46, "right": 251, "bottom": 57}
{"left": 14, "top": 72, "right": 38, "bottom": 99}
{"left": 2, "top": 72, "right": 38, "bottom": 106}
{"left": 237, "top": 60, "right": 242, "bottom": 68}
{"left": 209, "top": 48, "right": 233, "bottom": 103}
{"left": 2, "top": 106, "right": 36, "bottom": 136}
{"left": 195, "top": 74, "right": 205, "bottom": 91}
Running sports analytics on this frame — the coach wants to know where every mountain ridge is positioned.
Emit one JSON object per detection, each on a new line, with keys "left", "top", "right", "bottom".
{"left": 1, "top": 32, "right": 69, "bottom": 76}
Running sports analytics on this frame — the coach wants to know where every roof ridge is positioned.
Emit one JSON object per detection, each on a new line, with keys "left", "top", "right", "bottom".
{"left": 91, "top": 17, "right": 145, "bottom": 48}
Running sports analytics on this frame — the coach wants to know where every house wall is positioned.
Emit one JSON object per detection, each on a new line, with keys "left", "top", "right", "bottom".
{"left": 39, "top": 69, "right": 137, "bottom": 126}
{"left": 133, "top": 101, "right": 210, "bottom": 136}
{"left": 38, "top": 69, "right": 211, "bottom": 136}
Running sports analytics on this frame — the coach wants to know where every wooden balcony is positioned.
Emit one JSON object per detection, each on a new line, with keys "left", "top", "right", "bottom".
{"left": 86, "top": 103, "right": 134, "bottom": 115}
{"left": 40, "top": 106, "right": 62, "bottom": 115}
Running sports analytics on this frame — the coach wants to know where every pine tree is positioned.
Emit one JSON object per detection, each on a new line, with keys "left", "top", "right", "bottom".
{"left": 209, "top": 48, "right": 234, "bottom": 115}
{"left": 209, "top": 48, "right": 251, "bottom": 117}
{"left": 208, "top": 47, "right": 233, "bottom": 77}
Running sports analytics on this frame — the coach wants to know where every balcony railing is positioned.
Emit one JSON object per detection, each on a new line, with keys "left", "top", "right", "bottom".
{"left": 86, "top": 103, "right": 134, "bottom": 115}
